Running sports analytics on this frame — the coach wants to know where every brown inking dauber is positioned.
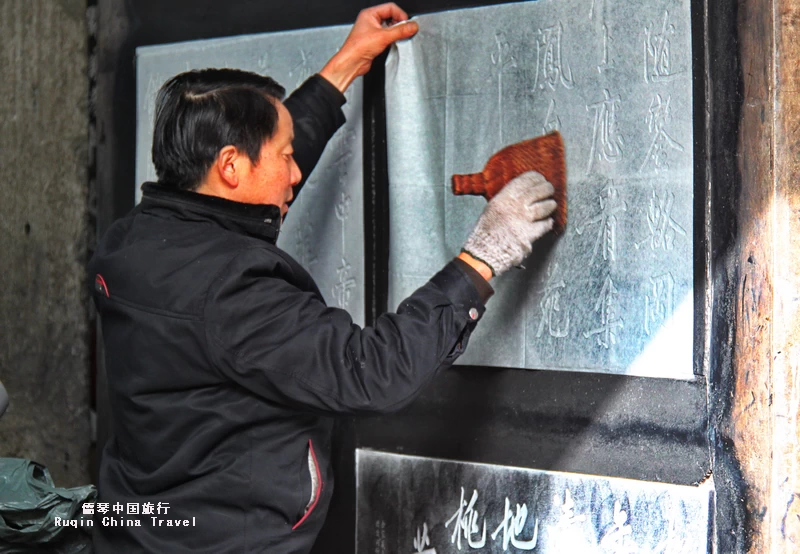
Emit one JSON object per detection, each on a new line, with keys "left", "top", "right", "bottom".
{"left": 451, "top": 131, "right": 568, "bottom": 235}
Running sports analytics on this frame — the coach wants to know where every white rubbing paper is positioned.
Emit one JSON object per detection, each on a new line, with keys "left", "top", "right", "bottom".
{"left": 385, "top": 0, "right": 694, "bottom": 377}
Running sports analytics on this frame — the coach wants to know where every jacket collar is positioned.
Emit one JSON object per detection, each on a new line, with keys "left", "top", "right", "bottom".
{"left": 139, "top": 182, "right": 282, "bottom": 243}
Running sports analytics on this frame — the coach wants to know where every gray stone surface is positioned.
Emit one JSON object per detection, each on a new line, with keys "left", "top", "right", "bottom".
{"left": 357, "top": 450, "right": 714, "bottom": 553}
{"left": 0, "top": 0, "right": 91, "bottom": 487}
{"left": 136, "top": 27, "right": 365, "bottom": 325}
{"left": 385, "top": 0, "right": 694, "bottom": 378}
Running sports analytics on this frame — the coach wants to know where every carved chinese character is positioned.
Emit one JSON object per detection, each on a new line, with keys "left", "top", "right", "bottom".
{"left": 491, "top": 31, "right": 517, "bottom": 145}
{"left": 635, "top": 189, "right": 686, "bottom": 251}
{"left": 641, "top": 94, "right": 685, "bottom": 172}
{"left": 542, "top": 98, "right": 561, "bottom": 135}
{"left": 375, "top": 520, "right": 387, "bottom": 554}
{"left": 444, "top": 488, "right": 487, "bottom": 550}
{"left": 600, "top": 500, "right": 635, "bottom": 553}
{"left": 575, "top": 183, "right": 628, "bottom": 265}
{"left": 645, "top": 272, "right": 675, "bottom": 336}
{"left": 598, "top": 24, "right": 615, "bottom": 73}
{"left": 332, "top": 126, "right": 356, "bottom": 184}
{"left": 554, "top": 489, "right": 586, "bottom": 526}
{"left": 587, "top": 89, "right": 624, "bottom": 172}
{"left": 644, "top": 11, "right": 678, "bottom": 83}
{"left": 257, "top": 53, "right": 269, "bottom": 73}
{"left": 412, "top": 522, "right": 437, "bottom": 554}
{"left": 289, "top": 48, "right": 313, "bottom": 88}
{"left": 583, "top": 276, "right": 624, "bottom": 349}
{"left": 536, "top": 263, "right": 570, "bottom": 338}
{"left": 332, "top": 258, "right": 357, "bottom": 309}
{"left": 490, "top": 497, "right": 538, "bottom": 551}
{"left": 335, "top": 192, "right": 352, "bottom": 222}
{"left": 533, "top": 22, "right": 574, "bottom": 91}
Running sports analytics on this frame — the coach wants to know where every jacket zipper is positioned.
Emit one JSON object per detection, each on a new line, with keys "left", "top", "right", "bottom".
{"left": 292, "top": 439, "right": 323, "bottom": 530}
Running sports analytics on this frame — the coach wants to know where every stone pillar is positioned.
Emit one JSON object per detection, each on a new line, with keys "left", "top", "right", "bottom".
{"left": 0, "top": 0, "right": 91, "bottom": 488}
{"left": 720, "top": 0, "right": 800, "bottom": 551}
{"left": 769, "top": 2, "right": 800, "bottom": 550}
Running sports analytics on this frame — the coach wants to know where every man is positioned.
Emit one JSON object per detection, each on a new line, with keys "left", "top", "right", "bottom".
{"left": 89, "top": 4, "right": 556, "bottom": 553}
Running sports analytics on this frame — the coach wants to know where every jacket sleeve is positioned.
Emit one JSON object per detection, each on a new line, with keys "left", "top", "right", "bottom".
{"left": 203, "top": 250, "right": 489, "bottom": 415}
{"left": 283, "top": 74, "right": 347, "bottom": 203}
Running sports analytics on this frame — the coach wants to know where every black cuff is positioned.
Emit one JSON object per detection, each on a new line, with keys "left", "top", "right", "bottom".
{"left": 452, "top": 258, "right": 494, "bottom": 305}
{"left": 429, "top": 262, "right": 487, "bottom": 323}
{"left": 285, "top": 74, "right": 347, "bottom": 136}
{"left": 283, "top": 74, "right": 347, "bottom": 199}
{"left": 306, "top": 74, "right": 347, "bottom": 107}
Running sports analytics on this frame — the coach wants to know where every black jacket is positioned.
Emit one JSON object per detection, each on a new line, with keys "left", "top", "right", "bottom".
{"left": 90, "top": 75, "right": 491, "bottom": 553}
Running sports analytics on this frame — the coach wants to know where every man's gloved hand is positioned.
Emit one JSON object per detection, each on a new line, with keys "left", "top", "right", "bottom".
{"left": 462, "top": 171, "right": 557, "bottom": 277}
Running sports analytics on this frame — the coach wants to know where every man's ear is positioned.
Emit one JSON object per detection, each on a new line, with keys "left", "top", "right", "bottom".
{"left": 216, "top": 145, "right": 244, "bottom": 189}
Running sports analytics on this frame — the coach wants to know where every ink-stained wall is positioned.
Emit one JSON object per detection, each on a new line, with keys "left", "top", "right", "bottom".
{"left": 0, "top": 0, "right": 91, "bottom": 487}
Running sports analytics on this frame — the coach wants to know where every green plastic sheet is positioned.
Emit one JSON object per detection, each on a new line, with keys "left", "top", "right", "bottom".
{"left": 0, "top": 458, "right": 95, "bottom": 553}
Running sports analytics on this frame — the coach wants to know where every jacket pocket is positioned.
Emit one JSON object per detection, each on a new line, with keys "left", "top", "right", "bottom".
{"left": 292, "top": 439, "right": 323, "bottom": 530}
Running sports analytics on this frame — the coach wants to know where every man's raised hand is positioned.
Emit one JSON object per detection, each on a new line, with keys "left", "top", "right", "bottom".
{"left": 320, "top": 3, "right": 418, "bottom": 93}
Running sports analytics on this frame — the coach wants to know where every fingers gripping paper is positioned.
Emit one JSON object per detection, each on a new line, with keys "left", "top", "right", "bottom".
{"left": 385, "top": 0, "right": 694, "bottom": 378}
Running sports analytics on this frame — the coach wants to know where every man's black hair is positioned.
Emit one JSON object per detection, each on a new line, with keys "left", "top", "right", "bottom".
{"left": 152, "top": 68, "right": 286, "bottom": 191}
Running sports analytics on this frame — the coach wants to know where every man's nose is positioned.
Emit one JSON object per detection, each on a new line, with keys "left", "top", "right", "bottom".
{"left": 291, "top": 158, "right": 302, "bottom": 186}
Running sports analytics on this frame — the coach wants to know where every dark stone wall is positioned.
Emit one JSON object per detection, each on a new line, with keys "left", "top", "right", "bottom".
{"left": 0, "top": 0, "right": 91, "bottom": 487}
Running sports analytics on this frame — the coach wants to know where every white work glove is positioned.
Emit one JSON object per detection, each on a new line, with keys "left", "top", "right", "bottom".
{"left": 462, "top": 171, "right": 556, "bottom": 277}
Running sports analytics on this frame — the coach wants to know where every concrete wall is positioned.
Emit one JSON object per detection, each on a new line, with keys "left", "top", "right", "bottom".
{"left": 0, "top": 0, "right": 91, "bottom": 487}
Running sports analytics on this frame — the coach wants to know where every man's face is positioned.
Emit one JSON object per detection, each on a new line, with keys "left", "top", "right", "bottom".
{"left": 238, "top": 101, "right": 301, "bottom": 215}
